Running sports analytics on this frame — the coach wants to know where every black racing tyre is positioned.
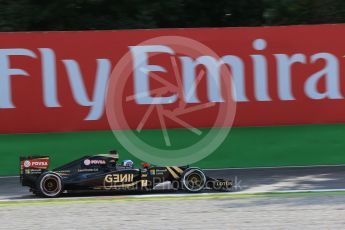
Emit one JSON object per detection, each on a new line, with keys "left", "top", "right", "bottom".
{"left": 36, "top": 172, "right": 63, "bottom": 198}
{"left": 181, "top": 168, "right": 206, "bottom": 192}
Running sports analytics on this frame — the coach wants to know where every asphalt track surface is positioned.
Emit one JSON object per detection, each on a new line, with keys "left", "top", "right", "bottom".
{"left": 2, "top": 165, "right": 345, "bottom": 199}
{"left": 2, "top": 166, "right": 345, "bottom": 229}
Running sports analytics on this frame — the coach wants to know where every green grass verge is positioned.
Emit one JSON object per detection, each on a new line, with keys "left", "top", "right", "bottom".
{"left": 1, "top": 123, "right": 345, "bottom": 175}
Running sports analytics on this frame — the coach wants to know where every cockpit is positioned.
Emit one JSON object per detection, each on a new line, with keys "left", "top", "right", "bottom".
{"left": 103, "top": 150, "right": 134, "bottom": 170}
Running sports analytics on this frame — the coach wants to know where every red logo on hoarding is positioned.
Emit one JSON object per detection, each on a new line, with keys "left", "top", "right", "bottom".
{"left": 2, "top": 25, "right": 345, "bottom": 134}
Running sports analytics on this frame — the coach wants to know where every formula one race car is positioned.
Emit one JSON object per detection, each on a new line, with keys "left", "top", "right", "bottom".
{"left": 20, "top": 150, "right": 232, "bottom": 197}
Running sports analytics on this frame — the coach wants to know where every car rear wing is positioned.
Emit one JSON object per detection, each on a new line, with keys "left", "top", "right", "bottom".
{"left": 20, "top": 156, "right": 50, "bottom": 183}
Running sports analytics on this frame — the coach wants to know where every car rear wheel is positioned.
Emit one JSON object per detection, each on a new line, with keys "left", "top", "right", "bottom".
{"left": 36, "top": 172, "right": 63, "bottom": 198}
{"left": 181, "top": 168, "right": 206, "bottom": 192}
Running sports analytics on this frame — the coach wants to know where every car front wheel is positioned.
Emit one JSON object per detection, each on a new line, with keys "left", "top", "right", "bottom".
{"left": 181, "top": 168, "right": 206, "bottom": 192}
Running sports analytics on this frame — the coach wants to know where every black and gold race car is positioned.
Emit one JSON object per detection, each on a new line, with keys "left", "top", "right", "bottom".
{"left": 20, "top": 150, "right": 232, "bottom": 198}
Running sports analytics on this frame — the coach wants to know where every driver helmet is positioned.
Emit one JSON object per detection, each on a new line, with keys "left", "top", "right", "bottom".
{"left": 122, "top": 160, "right": 134, "bottom": 168}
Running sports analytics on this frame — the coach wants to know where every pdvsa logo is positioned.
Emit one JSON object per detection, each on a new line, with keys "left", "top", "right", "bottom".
{"left": 32, "top": 161, "right": 48, "bottom": 167}
{"left": 84, "top": 159, "right": 106, "bottom": 166}
{"left": 23, "top": 160, "right": 48, "bottom": 168}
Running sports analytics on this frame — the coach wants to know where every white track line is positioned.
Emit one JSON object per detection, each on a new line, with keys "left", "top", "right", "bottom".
{"left": 0, "top": 176, "right": 19, "bottom": 179}
{"left": 260, "top": 188, "right": 345, "bottom": 193}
